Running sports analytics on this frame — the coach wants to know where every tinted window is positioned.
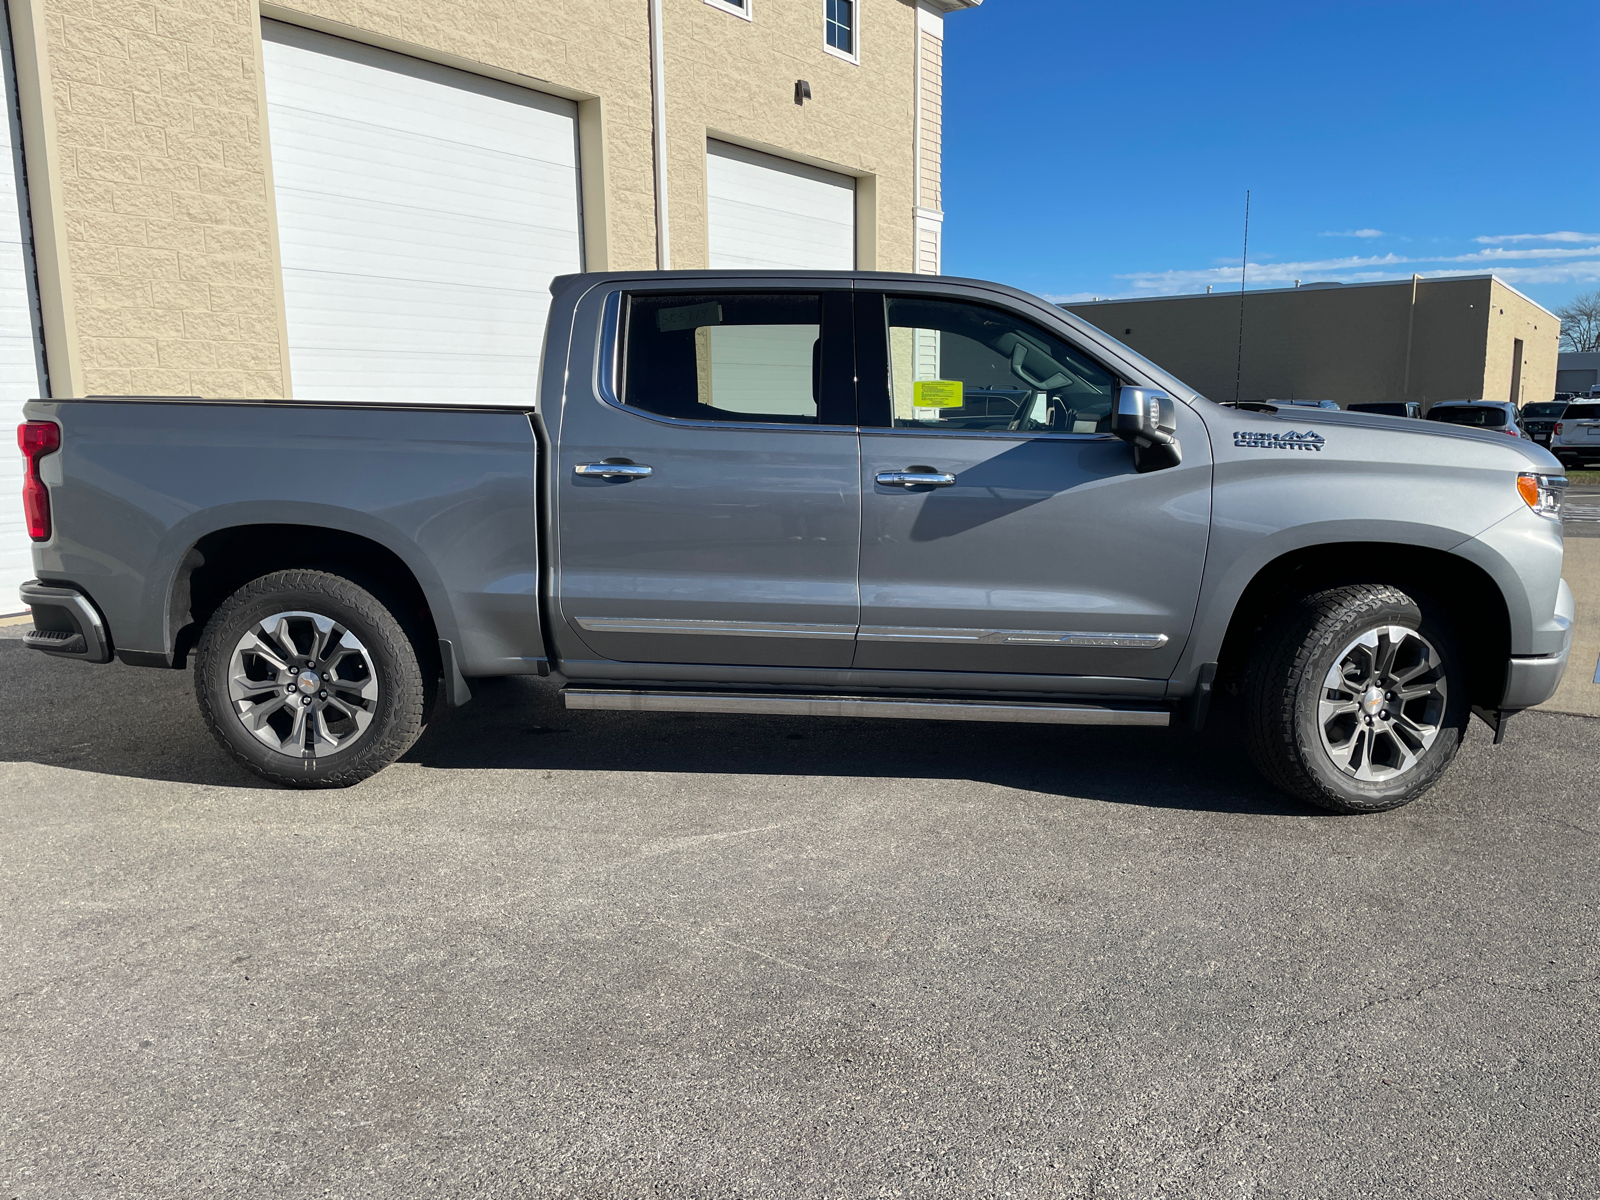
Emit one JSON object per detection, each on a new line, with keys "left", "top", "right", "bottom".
{"left": 1523, "top": 403, "right": 1566, "bottom": 419}
{"left": 1427, "top": 406, "right": 1507, "bottom": 428}
{"left": 880, "top": 296, "right": 1116, "bottom": 433}
{"left": 826, "top": 0, "right": 854, "bottom": 53}
{"left": 1564, "top": 404, "right": 1600, "bottom": 420}
{"left": 622, "top": 293, "right": 825, "bottom": 424}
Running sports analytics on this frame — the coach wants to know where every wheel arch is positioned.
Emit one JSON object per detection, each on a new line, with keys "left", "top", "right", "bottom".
{"left": 168, "top": 524, "right": 442, "bottom": 670}
{"left": 1212, "top": 543, "right": 1512, "bottom": 709}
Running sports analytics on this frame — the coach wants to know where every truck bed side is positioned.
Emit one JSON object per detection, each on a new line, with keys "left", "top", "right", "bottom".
{"left": 23, "top": 398, "right": 545, "bottom": 676}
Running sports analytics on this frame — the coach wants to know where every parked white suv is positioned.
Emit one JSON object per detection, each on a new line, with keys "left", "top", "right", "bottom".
{"left": 1551, "top": 399, "right": 1600, "bottom": 468}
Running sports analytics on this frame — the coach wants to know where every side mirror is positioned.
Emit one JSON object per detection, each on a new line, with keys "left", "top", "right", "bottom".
{"left": 1112, "top": 386, "right": 1183, "bottom": 473}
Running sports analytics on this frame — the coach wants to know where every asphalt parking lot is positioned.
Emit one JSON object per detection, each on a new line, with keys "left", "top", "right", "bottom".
{"left": 2, "top": 620, "right": 1598, "bottom": 1200}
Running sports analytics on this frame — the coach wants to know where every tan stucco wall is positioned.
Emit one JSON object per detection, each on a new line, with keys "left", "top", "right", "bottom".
{"left": 1484, "top": 279, "right": 1560, "bottom": 405}
{"left": 36, "top": 0, "right": 285, "bottom": 399}
{"left": 666, "top": 0, "right": 919, "bottom": 273}
{"left": 1065, "top": 276, "right": 1558, "bottom": 410}
{"left": 20, "top": 0, "right": 928, "bottom": 399}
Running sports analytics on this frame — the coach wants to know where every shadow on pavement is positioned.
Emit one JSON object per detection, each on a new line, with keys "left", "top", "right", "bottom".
{"left": 0, "top": 638, "right": 1310, "bottom": 815}
{"left": 409, "top": 675, "right": 1312, "bottom": 816}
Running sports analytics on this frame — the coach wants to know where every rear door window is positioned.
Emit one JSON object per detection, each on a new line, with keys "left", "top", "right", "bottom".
{"left": 620, "top": 292, "right": 854, "bottom": 425}
{"left": 1427, "top": 406, "right": 1507, "bottom": 428}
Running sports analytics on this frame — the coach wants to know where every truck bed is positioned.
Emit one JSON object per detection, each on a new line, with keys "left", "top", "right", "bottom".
{"left": 23, "top": 396, "right": 547, "bottom": 677}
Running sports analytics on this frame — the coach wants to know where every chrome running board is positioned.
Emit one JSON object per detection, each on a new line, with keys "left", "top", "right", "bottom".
{"left": 562, "top": 688, "right": 1171, "bottom": 727}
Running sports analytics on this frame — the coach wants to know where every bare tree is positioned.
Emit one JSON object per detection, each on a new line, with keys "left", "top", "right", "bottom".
{"left": 1556, "top": 291, "right": 1600, "bottom": 353}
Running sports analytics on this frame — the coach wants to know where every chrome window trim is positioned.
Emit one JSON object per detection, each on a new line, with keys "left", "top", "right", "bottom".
{"left": 592, "top": 287, "right": 856, "bottom": 435}
{"left": 576, "top": 616, "right": 857, "bottom": 640}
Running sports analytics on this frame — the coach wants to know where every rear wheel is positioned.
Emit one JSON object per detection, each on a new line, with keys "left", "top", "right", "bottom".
{"left": 195, "top": 570, "right": 431, "bottom": 787}
{"left": 1243, "top": 584, "right": 1468, "bottom": 813}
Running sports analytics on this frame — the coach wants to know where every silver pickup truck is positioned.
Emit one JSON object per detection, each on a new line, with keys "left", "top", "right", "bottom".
{"left": 17, "top": 271, "right": 1574, "bottom": 813}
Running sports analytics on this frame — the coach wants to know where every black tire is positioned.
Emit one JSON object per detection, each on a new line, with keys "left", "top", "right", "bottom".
{"left": 1243, "top": 584, "right": 1468, "bottom": 814}
{"left": 194, "top": 570, "right": 431, "bottom": 787}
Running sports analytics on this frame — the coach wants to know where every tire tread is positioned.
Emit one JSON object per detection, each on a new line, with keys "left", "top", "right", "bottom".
{"left": 193, "top": 569, "right": 428, "bottom": 788}
{"left": 1243, "top": 584, "right": 1463, "bottom": 814}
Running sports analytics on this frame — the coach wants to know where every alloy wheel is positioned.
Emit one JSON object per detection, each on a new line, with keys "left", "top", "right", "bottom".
{"left": 1317, "top": 624, "right": 1447, "bottom": 783}
{"left": 227, "top": 610, "right": 379, "bottom": 758}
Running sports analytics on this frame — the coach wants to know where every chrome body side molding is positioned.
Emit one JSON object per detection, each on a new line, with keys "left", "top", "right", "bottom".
{"left": 858, "top": 626, "right": 1169, "bottom": 649}
{"left": 575, "top": 616, "right": 1167, "bottom": 650}
{"left": 574, "top": 616, "right": 857, "bottom": 640}
{"left": 563, "top": 688, "right": 1171, "bottom": 727}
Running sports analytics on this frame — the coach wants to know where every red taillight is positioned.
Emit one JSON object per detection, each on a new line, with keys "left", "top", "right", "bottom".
{"left": 1554, "top": 422, "right": 1564, "bottom": 436}
{"left": 17, "top": 420, "right": 60, "bottom": 541}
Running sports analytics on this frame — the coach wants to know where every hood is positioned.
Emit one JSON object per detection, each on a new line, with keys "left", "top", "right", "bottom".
{"left": 1203, "top": 401, "right": 1563, "bottom": 472}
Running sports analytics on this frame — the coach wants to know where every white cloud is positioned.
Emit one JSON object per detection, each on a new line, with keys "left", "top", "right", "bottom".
{"left": 1114, "top": 253, "right": 1410, "bottom": 292}
{"left": 1473, "top": 231, "right": 1600, "bottom": 244}
{"left": 1443, "top": 244, "right": 1600, "bottom": 263}
{"left": 1411, "top": 261, "right": 1600, "bottom": 285}
{"left": 1099, "top": 242, "right": 1600, "bottom": 295}
{"left": 1041, "top": 291, "right": 1116, "bottom": 304}
{"left": 1319, "top": 228, "right": 1384, "bottom": 238}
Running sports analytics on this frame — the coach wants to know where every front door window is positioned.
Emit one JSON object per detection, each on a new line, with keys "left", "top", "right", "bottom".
{"left": 883, "top": 295, "right": 1117, "bottom": 434}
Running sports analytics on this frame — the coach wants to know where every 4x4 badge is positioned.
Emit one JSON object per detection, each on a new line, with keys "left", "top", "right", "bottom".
{"left": 1233, "top": 429, "right": 1326, "bottom": 452}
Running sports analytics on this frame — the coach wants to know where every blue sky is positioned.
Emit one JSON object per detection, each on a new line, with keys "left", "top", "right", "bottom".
{"left": 940, "top": 0, "right": 1600, "bottom": 313}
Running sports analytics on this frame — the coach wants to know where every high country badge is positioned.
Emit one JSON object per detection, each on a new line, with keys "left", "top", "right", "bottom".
{"left": 1233, "top": 429, "right": 1326, "bottom": 452}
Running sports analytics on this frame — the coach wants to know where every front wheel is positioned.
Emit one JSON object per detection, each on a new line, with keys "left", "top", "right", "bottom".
{"left": 1243, "top": 584, "right": 1468, "bottom": 813}
{"left": 194, "top": 570, "right": 431, "bottom": 787}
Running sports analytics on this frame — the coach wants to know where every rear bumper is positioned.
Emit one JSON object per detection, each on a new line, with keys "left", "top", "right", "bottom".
{"left": 17, "top": 580, "right": 113, "bottom": 664}
{"left": 1499, "top": 577, "right": 1574, "bottom": 710}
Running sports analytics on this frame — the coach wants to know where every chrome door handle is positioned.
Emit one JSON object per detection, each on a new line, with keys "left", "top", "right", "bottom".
{"left": 876, "top": 470, "right": 956, "bottom": 488}
{"left": 574, "top": 462, "right": 653, "bottom": 479}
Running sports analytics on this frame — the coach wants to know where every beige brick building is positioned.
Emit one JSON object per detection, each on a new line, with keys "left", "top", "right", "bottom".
{"left": 1063, "top": 275, "right": 1560, "bottom": 411}
{"left": 4, "top": 0, "right": 980, "bottom": 399}
{"left": 0, "top": 0, "right": 979, "bottom": 595}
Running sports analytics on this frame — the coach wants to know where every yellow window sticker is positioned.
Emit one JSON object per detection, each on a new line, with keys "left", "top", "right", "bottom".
{"left": 913, "top": 380, "right": 964, "bottom": 408}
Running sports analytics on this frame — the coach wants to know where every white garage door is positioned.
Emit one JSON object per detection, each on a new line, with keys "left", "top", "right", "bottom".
{"left": 0, "top": 23, "right": 49, "bottom": 611}
{"left": 706, "top": 141, "right": 855, "bottom": 271}
{"left": 262, "top": 21, "right": 583, "bottom": 405}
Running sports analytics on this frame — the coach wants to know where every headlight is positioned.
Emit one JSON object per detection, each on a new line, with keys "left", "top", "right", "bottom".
{"left": 1518, "top": 472, "right": 1567, "bottom": 519}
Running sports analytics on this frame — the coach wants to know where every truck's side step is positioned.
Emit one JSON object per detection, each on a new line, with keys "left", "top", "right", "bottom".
{"left": 562, "top": 688, "right": 1171, "bottom": 727}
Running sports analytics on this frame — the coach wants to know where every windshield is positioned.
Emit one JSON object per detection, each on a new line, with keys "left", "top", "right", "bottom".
{"left": 1523, "top": 403, "right": 1566, "bottom": 419}
{"left": 1427, "top": 406, "right": 1507, "bottom": 428}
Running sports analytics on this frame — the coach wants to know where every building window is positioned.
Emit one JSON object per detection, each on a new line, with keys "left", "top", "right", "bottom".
{"left": 825, "top": 0, "right": 856, "bottom": 60}
{"left": 705, "top": 0, "right": 752, "bottom": 20}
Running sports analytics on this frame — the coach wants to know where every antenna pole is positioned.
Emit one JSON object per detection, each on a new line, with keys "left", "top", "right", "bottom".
{"left": 1234, "top": 189, "right": 1250, "bottom": 403}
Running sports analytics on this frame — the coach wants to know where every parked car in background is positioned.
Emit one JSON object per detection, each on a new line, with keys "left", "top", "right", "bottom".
{"left": 1551, "top": 400, "right": 1600, "bottom": 468}
{"left": 1425, "top": 400, "right": 1529, "bottom": 439}
{"left": 1520, "top": 400, "right": 1569, "bottom": 447}
{"left": 1349, "top": 401, "right": 1423, "bottom": 419}
{"left": 1270, "top": 399, "right": 1341, "bottom": 410}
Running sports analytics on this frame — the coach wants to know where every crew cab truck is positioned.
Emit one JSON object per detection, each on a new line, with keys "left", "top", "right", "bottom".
{"left": 17, "top": 271, "right": 1574, "bottom": 813}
